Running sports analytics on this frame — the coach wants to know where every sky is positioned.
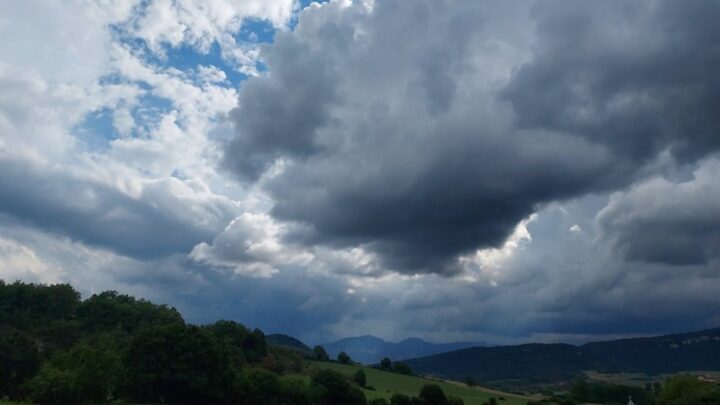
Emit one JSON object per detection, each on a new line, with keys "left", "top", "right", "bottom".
{"left": 1, "top": 0, "right": 719, "bottom": 346}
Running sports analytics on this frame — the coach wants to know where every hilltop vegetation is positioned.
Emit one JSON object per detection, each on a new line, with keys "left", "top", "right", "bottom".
{"left": 0, "top": 281, "right": 342, "bottom": 404}
{"left": 0, "top": 280, "right": 500, "bottom": 404}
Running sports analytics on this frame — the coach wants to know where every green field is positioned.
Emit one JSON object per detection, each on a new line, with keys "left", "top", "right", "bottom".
{"left": 305, "top": 361, "right": 533, "bottom": 405}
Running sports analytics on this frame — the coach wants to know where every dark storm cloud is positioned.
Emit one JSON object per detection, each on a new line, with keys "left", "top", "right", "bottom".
{"left": 0, "top": 159, "right": 237, "bottom": 259}
{"left": 504, "top": 0, "right": 720, "bottom": 162}
{"left": 224, "top": 0, "right": 720, "bottom": 275}
{"left": 598, "top": 158, "right": 720, "bottom": 266}
{"left": 224, "top": 31, "right": 339, "bottom": 180}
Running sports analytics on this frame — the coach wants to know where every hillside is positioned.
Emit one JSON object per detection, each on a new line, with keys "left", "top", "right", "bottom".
{"left": 305, "top": 361, "right": 532, "bottom": 405}
{"left": 405, "top": 327, "right": 720, "bottom": 389}
{"left": 321, "top": 334, "right": 485, "bottom": 364}
{"left": 266, "top": 333, "right": 312, "bottom": 356}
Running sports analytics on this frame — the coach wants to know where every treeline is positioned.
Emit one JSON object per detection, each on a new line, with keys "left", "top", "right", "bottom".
{"left": 0, "top": 280, "right": 465, "bottom": 404}
{"left": 528, "top": 376, "right": 720, "bottom": 405}
{"left": 0, "top": 281, "right": 359, "bottom": 404}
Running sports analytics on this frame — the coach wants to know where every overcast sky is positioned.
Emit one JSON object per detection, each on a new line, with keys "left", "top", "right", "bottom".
{"left": 1, "top": 0, "right": 719, "bottom": 345}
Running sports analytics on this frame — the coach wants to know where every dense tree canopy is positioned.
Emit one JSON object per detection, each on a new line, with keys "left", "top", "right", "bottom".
{"left": 0, "top": 281, "right": 370, "bottom": 404}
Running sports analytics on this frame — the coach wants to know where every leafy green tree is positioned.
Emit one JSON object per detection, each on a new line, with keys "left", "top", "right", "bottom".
{"left": 29, "top": 337, "right": 122, "bottom": 404}
{"left": 354, "top": 369, "right": 367, "bottom": 387}
{"left": 393, "top": 361, "right": 412, "bottom": 375}
{"left": 0, "top": 281, "right": 82, "bottom": 351}
{"left": 263, "top": 347, "right": 305, "bottom": 374}
{"left": 381, "top": 357, "right": 392, "bottom": 369}
{"left": 237, "top": 367, "right": 281, "bottom": 404}
{"left": 313, "top": 345, "right": 330, "bottom": 361}
{"left": 28, "top": 365, "right": 78, "bottom": 405}
{"left": 311, "top": 369, "right": 366, "bottom": 405}
{"left": 419, "top": 384, "right": 449, "bottom": 405}
{"left": 0, "top": 281, "right": 80, "bottom": 326}
{"left": 337, "top": 351, "right": 352, "bottom": 364}
{"left": 77, "top": 290, "right": 183, "bottom": 335}
{"left": 370, "top": 398, "right": 390, "bottom": 405}
{"left": 123, "top": 324, "right": 237, "bottom": 404}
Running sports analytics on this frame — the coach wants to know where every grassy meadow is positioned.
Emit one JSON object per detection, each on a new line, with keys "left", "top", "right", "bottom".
{"left": 303, "top": 361, "right": 533, "bottom": 405}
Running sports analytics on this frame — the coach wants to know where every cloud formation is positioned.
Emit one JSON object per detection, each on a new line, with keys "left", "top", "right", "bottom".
{"left": 599, "top": 157, "right": 720, "bottom": 266}
{"left": 225, "top": 0, "right": 720, "bottom": 276}
{"left": 1, "top": 0, "right": 720, "bottom": 345}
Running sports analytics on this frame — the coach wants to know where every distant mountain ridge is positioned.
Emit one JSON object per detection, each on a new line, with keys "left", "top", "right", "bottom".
{"left": 320, "top": 335, "right": 487, "bottom": 364}
{"left": 266, "top": 333, "right": 313, "bottom": 357}
{"left": 404, "top": 326, "right": 720, "bottom": 388}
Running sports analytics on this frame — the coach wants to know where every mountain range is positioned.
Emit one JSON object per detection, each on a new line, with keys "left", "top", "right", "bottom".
{"left": 319, "top": 335, "right": 487, "bottom": 364}
{"left": 404, "top": 327, "right": 720, "bottom": 389}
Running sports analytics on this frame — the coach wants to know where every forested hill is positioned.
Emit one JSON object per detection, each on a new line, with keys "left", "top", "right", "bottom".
{"left": 0, "top": 280, "right": 362, "bottom": 404}
{"left": 266, "top": 333, "right": 313, "bottom": 356}
{"left": 405, "top": 327, "right": 720, "bottom": 386}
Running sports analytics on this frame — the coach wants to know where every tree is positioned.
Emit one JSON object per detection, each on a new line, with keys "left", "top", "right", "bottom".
{"left": 419, "top": 384, "right": 449, "bottom": 405}
{"left": 370, "top": 399, "right": 390, "bottom": 405}
{"left": 237, "top": 367, "right": 281, "bottom": 404}
{"left": 381, "top": 357, "right": 392, "bottom": 369}
{"left": 391, "top": 393, "right": 412, "bottom": 405}
{"left": 29, "top": 337, "right": 122, "bottom": 405}
{"left": 278, "top": 377, "right": 318, "bottom": 405}
{"left": 354, "top": 369, "right": 367, "bottom": 388}
{"left": 393, "top": 361, "right": 412, "bottom": 375}
{"left": 77, "top": 290, "right": 182, "bottom": 335}
{"left": 313, "top": 345, "right": 330, "bottom": 361}
{"left": 464, "top": 377, "right": 476, "bottom": 387}
{"left": 123, "top": 324, "right": 237, "bottom": 404}
{"left": 337, "top": 351, "right": 351, "bottom": 364}
{"left": 311, "top": 369, "right": 366, "bottom": 405}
